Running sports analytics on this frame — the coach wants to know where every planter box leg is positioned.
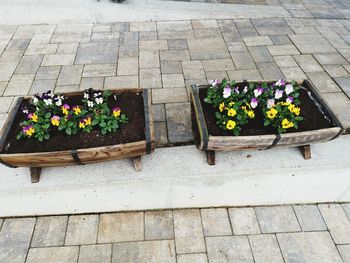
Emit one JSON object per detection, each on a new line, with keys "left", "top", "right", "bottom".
{"left": 133, "top": 156, "right": 142, "bottom": 172}
{"left": 30, "top": 167, "right": 42, "bottom": 183}
{"left": 206, "top": 150, "right": 216, "bottom": 165}
{"left": 299, "top": 145, "right": 311, "bottom": 160}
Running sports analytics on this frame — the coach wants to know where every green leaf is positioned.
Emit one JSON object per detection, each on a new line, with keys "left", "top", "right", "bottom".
{"left": 45, "top": 112, "right": 51, "bottom": 119}
{"left": 44, "top": 134, "right": 50, "bottom": 140}
{"left": 58, "top": 125, "right": 65, "bottom": 131}
{"left": 295, "top": 116, "right": 303, "bottom": 121}
{"left": 101, "top": 129, "right": 107, "bottom": 135}
{"left": 215, "top": 112, "right": 221, "bottom": 119}
{"left": 264, "top": 120, "right": 270, "bottom": 126}
{"left": 43, "top": 123, "right": 50, "bottom": 129}
{"left": 91, "top": 119, "right": 99, "bottom": 126}
{"left": 204, "top": 98, "right": 210, "bottom": 103}
{"left": 16, "top": 133, "right": 22, "bottom": 140}
{"left": 66, "top": 127, "right": 72, "bottom": 135}
{"left": 234, "top": 129, "right": 240, "bottom": 136}
{"left": 38, "top": 135, "right": 43, "bottom": 142}
{"left": 99, "top": 122, "right": 107, "bottom": 128}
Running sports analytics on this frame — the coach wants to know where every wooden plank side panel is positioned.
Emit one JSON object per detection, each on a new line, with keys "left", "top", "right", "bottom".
{"left": 276, "top": 127, "right": 341, "bottom": 148}
{"left": 0, "top": 140, "right": 151, "bottom": 167}
{"left": 207, "top": 134, "right": 276, "bottom": 151}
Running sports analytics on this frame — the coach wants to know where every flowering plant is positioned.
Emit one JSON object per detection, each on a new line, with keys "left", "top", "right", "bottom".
{"left": 204, "top": 79, "right": 303, "bottom": 135}
{"left": 17, "top": 89, "right": 128, "bottom": 141}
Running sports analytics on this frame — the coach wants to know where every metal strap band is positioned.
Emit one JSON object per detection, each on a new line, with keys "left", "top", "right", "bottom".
{"left": 192, "top": 85, "right": 209, "bottom": 150}
{"left": 71, "top": 149, "right": 84, "bottom": 165}
{"left": 0, "top": 159, "right": 16, "bottom": 168}
{"left": 143, "top": 89, "right": 152, "bottom": 154}
{"left": 266, "top": 134, "right": 281, "bottom": 150}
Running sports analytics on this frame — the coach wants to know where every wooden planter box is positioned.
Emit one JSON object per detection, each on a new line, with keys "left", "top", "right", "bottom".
{"left": 191, "top": 80, "right": 344, "bottom": 165}
{"left": 0, "top": 89, "right": 154, "bottom": 182}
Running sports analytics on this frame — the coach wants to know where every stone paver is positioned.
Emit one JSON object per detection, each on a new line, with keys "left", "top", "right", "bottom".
{"left": 290, "top": 35, "right": 337, "bottom": 54}
{"left": 42, "top": 53, "right": 75, "bottom": 66}
{"left": 249, "top": 234, "right": 284, "bottom": 263}
{"left": 57, "top": 65, "right": 83, "bottom": 86}
{"left": 277, "top": 232, "right": 343, "bottom": 263}
{"left": 0, "top": 218, "right": 36, "bottom": 263}
{"left": 322, "top": 92, "right": 350, "bottom": 130}
{"left": 293, "top": 205, "right": 327, "bottom": 231}
{"left": 65, "top": 215, "right": 99, "bottom": 245}
{"left": 338, "top": 245, "right": 350, "bottom": 263}
{"left": 105, "top": 75, "right": 138, "bottom": 89}
{"left": 31, "top": 216, "right": 68, "bottom": 247}
{"left": 229, "top": 207, "right": 260, "bottom": 235}
{"left": 145, "top": 210, "right": 174, "bottom": 240}
{"left": 162, "top": 74, "right": 185, "bottom": 88}
{"left": 255, "top": 206, "right": 301, "bottom": 233}
{"left": 0, "top": 62, "right": 18, "bottom": 81}
{"left": 83, "top": 64, "right": 116, "bottom": 77}
{"left": 117, "top": 57, "right": 138, "bottom": 76}
{"left": 177, "top": 253, "right": 208, "bottom": 263}
{"left": 140, "top": 68, "right": 162, "bottom": 89}
{"left": 35, "top": 66, "right": 60, "bottom": 80}
{"left": 78, "top": 244, "right": 112, "bottom": 263}
{"left": 307, "top": 71, "right": 341, "bottom": 93}
{"left": 334, "top": 77, "right": 350, "bottom": 97}
{"left": 206, "top": 236, "right": 254, "bottom": 263}
{"left": 15, "top": 55, "right": 43, "bottom": 74}
{"left": 113, "top": 241, "right": 176, "bottom": 262}
{"left": 318, "top": 204, "right": 350, "bottom": 244}
{"left": 4, "top": 73, "right": 34, "bottom": 96}
{"left": 173, "top": 209, "right": 206, "bottom": 254}
{"left": 98, "top": 212, "right": 144, "bottom": 243}
{"left": 165, "top": 103, "right": 193, "bottom": 143}
{"left": 26, "top": 246, "right": 79, "bottom": 263}
{"left": 201, "top": 208, "right": 232, "bottom": 236}
{"left": 75, "top": 42, "right": 118, "bottom": 64}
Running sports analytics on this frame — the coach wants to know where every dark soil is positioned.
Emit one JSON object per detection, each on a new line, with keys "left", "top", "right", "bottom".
{"left": 198, "top": 85, "right": 334, "bottom": 137}
{"left": 4, "top": 92, "right": 146, "bottom": 154}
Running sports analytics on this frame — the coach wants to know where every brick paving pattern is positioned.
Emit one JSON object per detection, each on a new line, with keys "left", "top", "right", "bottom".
{"left": 1, "top": 18, "right": 350, "bottom": 146}
{"left": 0, "top": 204, "right": 349, "bottom": 262}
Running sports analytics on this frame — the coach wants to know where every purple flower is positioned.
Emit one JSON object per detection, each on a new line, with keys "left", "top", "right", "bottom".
{"left": 254, "top": 87, "right": 264, "bottom": 97}
{"left": 286, "top": 96, "right": 294, "bottom": 104}
{"left": 275, "top": 89, "right": 284, "bottom": 99}
{"left": 234, "top": 87, "right": 240, "bottom": 94}
{"left": 250, "top": 98, "right": 258, "bottom": 109}
{"left": 267, "top": 98, "right": 275, "bottom": 109}
{"left": 223, "top": 86, "right": 231, "bottom": 99}
{"left": 275, "top": 79, "right": 286, "bottom": 87}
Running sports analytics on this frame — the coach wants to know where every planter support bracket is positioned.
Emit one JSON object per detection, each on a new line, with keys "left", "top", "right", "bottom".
{"left": 30, "top": 167, "right": 42, "bottom": 183}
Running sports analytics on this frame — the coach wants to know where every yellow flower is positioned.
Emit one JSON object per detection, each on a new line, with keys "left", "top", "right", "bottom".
{"left": 247, "top": 110, "right": 255, "bottom": 119}
{"left": 266, "top": 108, "right": 278, "bottom": 119}
{"left": 227, "top": 108, "right": 237, "bottom": 117}
{"left": 26, "top": 127, "right": 35, "bottom": 136}
{"left": 228, "top": 102, "right": 235, "bottom": 107}
{"left": 278, "top": 102, "right": 290, "bottom": 106}
{"left": 288, "top": 104, "right": 295, "bottom": 113}
{"left": 84, "top": 117, "right": 92, "bottom": 126}
{"left": 79, "top": 122, "right": 85, "bottom": 129}
{"left": 72, "top": 106, "right": 81, "bottom": 115}
{"left": 282, "top": 118, "right": 294, "bottom": 129}
{"left": 219, "top": 102, "right": 225, "bottom": 112}
{"left": 226, "top": 120, "right": 236, "bottom": 130}
{"left": 293, "top": 107, "right": 300, "bottom": 116}
{"left": 241, "top": 106, "right": 247, "bottom": 111}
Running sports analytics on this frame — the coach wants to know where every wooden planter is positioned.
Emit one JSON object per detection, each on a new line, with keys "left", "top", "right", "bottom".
{"left": 191, "top": 80, "right": 344, "bottom": 165}
{"left": 0, "top": 89, "right": 155, "bottom": 182}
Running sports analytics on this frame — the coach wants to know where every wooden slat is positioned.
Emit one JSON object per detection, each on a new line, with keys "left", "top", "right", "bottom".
{"left": 0, "top": 140, "right": 148, "bottom": 167}
{"left": 0, "top": 97, "right": 23, "bottom": 153}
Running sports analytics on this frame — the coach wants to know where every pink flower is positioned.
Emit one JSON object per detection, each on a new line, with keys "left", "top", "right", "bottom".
{"left": 285, "top": 84, "right": 293, "bottom": 95}
{"left": 223, "top": 86, "right": 231, "bottom": 99}
{"left": 250, "top": 98, "right": 258, "bottom": 109}
{"left": 267, "top": 99, "right": 275, "bottom": 109}
{"left": 275, "top": 89, "right": 284, "bottom": 99}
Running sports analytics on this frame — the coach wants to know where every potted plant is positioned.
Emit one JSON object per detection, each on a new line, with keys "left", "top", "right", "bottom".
{"left": 0, "top": 88, "right": 154, "bottom": 182}
{"left": 191, "top": 79, "right": 343, "bottom": 165}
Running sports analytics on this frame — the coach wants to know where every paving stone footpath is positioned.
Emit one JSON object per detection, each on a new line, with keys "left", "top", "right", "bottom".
{"left": 0, "top": 204, "right": 349, "bottom": 262}
{"left": 0, "top": 18, "right": 350, "bottom": 147}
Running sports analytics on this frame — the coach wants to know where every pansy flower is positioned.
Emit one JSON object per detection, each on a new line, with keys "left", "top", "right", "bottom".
{"left": 95, "top": 97, "right": 103, "bottom": 104}
{"left": 22, "top": 125, "right": 35, "bottom": 137}
{"left": 62, "top": 104, "right": 70, "bottom": 115}
{"left": 285, "top": 84, "right": 293, "bottom": 95}
{"left": 275, "top": 79, "right": 286, "bottom": 87}
{"left": 87, "top": 100, "right": 94, "bottom": 108}
{"left": 282, "top": 118, "right": 294, "bottom": 129}
{"left": 226, "top": 120, "right": 236, "bottom": 130}
{"left": 254, "top": 87, "right": 263, "bottom": 97}
{"left": 243, "top": 86, "right": 248, "bottom": 94}
{"left": 112, "top": 106, "right": 121, "bottom": 118}
{"left": 234, "top": 87, "right": 240, "bottom": 94}
{"left": 267, "top": 98, "right": 275, "bottom": 109}
{"left": 223, "top": 86, "right": 231, "bottom": 99}
{"left": 209, "top": 79, "right": 218, "bottom": 87}
{"left": 286, "top": 96, "right": 294, "bottom": 104}
{"left": 72, "top": 105, "right": 81, "bottom": 115}
{"left": 250, "top": 98, "right": 258, "bottom": 109}
{"left": 21, "top": 105, "right": 29, "bottom": 114}
{"left": 50, "top": 115, "right": 60, "bottom": 126}
{"left": 27, "top": 112, "right": 38, "bottom": 122}
{"left": 227, "top": 108, "right": 236, "bottom": 117}
{"left": 275, "top": 89, "right": 284, "bottom": 99}
{"left": 266, "top": 108, "right": 278, "bottom": 119}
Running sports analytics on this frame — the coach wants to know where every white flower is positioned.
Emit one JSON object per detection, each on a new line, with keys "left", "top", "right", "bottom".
{"left": 22, "top": 108, "right": 29, "bottom": 114}
{"left": 275, "top": 89, "right": 284, "bottom": 99}
{"left": 55, "top": 99, "right": 62, "bottom": 106}
{"left": 285, "top": 84, "right": 293, "bottom": 95}
{"left": 208, "top": 79, "right": 218, "bottom": 87}
{"left": 93, "top": 92, "right": 102, "bottom": 97}
{"left": 95, "top": 97, "right": 103, "bottom": 104}
{"left": 250, "top": 98, "right": 258, "bottom": 109}
{"left": 87, "top": 100, "right": 94, "bottom": 107}
{"left": 267, "top": 99, "right": 275, "bottom": 109}
{"left": 83, "top": 92, "right": 89, "bottom": 99}
{"left": 243, "top": 86, "right": 248, "bottom": 93}
{"left": 44, "top": 98, "right": 52, "bottom": 106}
{"left": 223, "top": 87, "right": 231, "bottom": 99}
{"left": 33, "top": 97, "right": 39, "bottom": 105}
{"left": 254, "top": 87, "right": 263, "bottom": 97}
